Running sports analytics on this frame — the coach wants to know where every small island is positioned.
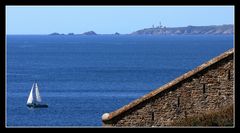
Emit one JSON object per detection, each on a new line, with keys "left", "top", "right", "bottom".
{"left": 114, "top": 32, "right": 120, "bottom": 35}
{"left": 82, "top": 31, "right": 97, "bottom": 35}
{"left": 49, "top": 32, "right": 61, "bottom": 35}
{"left": 68, "top": 33, "right": 75, "bottom": 35}
{"left": 49, "top": 32, "right": 65, "bottom": 35}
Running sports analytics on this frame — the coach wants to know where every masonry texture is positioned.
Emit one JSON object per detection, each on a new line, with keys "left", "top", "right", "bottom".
{"left": 102, "top": 49, "right": 234, "bottom": 127}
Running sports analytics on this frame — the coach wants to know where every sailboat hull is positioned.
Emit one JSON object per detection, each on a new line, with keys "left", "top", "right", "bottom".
{"left": 27, "top": 104, "right": 48, "bottom": 108}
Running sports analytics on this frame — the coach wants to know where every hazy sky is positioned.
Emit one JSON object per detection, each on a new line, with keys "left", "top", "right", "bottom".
{"left": 6, "top": 6, "right": 234, "bottom": 35}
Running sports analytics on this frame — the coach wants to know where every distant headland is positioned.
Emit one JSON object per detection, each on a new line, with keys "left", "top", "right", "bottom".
{"left": 49, "top": 24, "right": 233, "bottom": 36}
{"left": 132, "top": 24, "right": 233, "bottom": 35}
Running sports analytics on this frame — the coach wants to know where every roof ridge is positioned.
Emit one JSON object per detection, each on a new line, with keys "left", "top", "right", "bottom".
{"left": 102, "top": 48, "right": 234, "bottom": 122}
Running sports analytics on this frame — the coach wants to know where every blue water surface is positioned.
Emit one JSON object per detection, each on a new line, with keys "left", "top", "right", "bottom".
{"left": 6, "top": 35, "right": 233, "bottom": 126}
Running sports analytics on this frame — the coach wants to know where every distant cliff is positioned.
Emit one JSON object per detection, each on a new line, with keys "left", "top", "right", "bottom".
{"left": 131, "top": 24, "right": 233, "bottom": 35}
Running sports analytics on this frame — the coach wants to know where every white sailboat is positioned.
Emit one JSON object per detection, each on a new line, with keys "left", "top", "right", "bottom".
{"left": 27, "top": 83, "right": 48, "bottom": 108}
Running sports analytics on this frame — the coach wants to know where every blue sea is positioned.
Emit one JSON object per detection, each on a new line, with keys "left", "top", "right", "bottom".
{"left": 6, "top": 35, "right": 233, "bottom": 127}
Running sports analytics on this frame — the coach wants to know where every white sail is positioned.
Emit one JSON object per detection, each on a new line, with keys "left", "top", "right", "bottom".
{"left": 35, "top": 83, "right": 42, "bottom": 103}
{"left": 27, "top": 83, "right": 35, "bottom": 104}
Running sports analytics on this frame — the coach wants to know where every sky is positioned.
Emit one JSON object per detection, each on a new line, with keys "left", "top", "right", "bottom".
{"left": 6, "top": 6, "right": 234, "bottom": 35}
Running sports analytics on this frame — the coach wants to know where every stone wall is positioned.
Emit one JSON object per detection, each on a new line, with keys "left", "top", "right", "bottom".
{"left": 102, "top": 49, "right": 234, "bottom": 127}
